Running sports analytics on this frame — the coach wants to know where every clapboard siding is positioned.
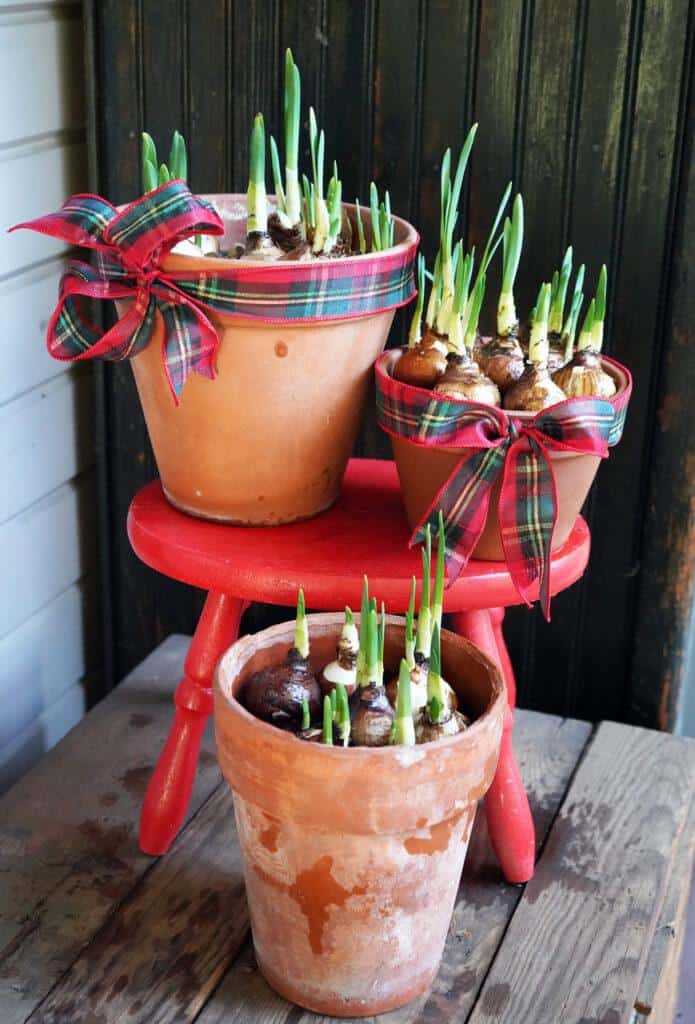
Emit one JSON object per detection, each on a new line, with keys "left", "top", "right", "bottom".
{"left": 0, "top": 576, "right": 98, "bottom": 749}
{"left": 0, "top": 7, "right": 84, "bottom": 146}
{"left": 0, "top": 261, "right": 72, "bottom": 403}
{"left": 0, "top": 3, "right": 99, "bottom": 789}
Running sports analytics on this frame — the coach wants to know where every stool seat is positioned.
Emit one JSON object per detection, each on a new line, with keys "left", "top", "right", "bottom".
{"left": 128, "top": 458, "right": 590, "bottom": 611}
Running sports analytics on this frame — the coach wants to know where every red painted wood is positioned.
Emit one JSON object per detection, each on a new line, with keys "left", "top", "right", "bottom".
{"left": 452, "top": 608, "right": 536, "bottom": 884}
{"left": 128, "top": 459, "right": 591, "bottom": 612}
{"left": 129, "top": 459, "right": 589, "bottom": 874}
{"left": 139, "top": 592, "right": 245, "bottom": 855}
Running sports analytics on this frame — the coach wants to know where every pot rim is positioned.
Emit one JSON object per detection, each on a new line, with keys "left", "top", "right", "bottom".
{"left": 378, "top": 346, "right": 631, "bottom": 421}
{"left": 162, "top": 195, "right": 420, "bottom": 275}
{"left": 214, "top": 612, "right": 505, "bottom": 765}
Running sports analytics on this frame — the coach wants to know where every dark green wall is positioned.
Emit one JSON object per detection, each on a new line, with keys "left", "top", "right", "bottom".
{"left": 86, "top": 0, "right": 695, "bottom": 729}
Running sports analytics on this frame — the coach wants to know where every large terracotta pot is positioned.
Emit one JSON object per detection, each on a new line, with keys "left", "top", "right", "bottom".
{"left": 122, "top": 196, "right": 418, "bottom": 525}
{"left": 214, "top": 613, "right": 505, "bottom": 1017}
{"left": 381, "top": 350, "right": 630, "bottom": 560}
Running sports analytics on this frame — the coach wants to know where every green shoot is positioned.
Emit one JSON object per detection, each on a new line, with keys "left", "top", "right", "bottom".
{"left": 309, "top": 108, "right": 329, "bottom": 251}
{"left": 284, "top": 49, "right": 302, "bottom": 226}
{"left": 158, "top": 162, "right": 170, "bottom": 186}
{"left": 438, "top": 125, "right": 479, "bottom": 323}
{"left": 497, "top": 194, "right": 524, "bottom": 337}
{"left": 405, "top": 576, "right": 416, "bottom": 667}
{"left": 269, "top": 135, "right": 287, "bottom": 216}
{"left": 377, "top": 601, "right": 386, "bottom": 684}
{"left": 322, "top": 695, "right": 333, "bottom": 745}
{"left": 355, "top": 200, "right": 366, "bottom": 254}
{"left": 294, "top": 588, "right": 309, "bottom": 659}
{"left": 301, "top": 697, "right": 310, "bottom": 731}
{"left": 464, "top": 270, "right": 487, "bottom": 353}
{"left": 391, "top": 659, "right": 416, "bottom": 746}
{"left": 326, "top": 163, "right": 343, "bottom": 251}
{"left": 425, "top": 251, "right": 442, "bottom": 328}
{"left": 247, "top": 113, "right": 267, "bottom": 235}
{"left": 357, "top": 576, "right": 370, "bottom": 685}
{"left": 591, "top": 264, "right": 607, "bottom": 351}
{"left": 432, "top": 510, "right": 446, "bottom": 632}
{"left": 429, "top": 694, "right": 443, "bottom": 724}
{"left": 427, "top": 623, "right": 446, "bottom": 724}
{"left": 335, "top": 683, "right": 350, "bottom": 746}
{"left": 369, "top": 182, "right": 381, "bottom": 251}
{"left": 408, "top": 253, "right": 426, "bottom": 348}
{"left": 366, "top": 606, "right": 379, "bottom": 683}
{"left": 330, "top": 686, "right": 338, "bottom": 719}
{"left": 562, "top": 264, "right": 585, "bottom": 359}
{"left": 548, "top": 246, "right": 573, "bottom": 335}
{"left": 578, "top": 297, "right": 596, "bottom": 352}
{"left": 141, "top": 133, "right": 159, "bottom": 193}
{"left": 168, "top": 131, "right": 187, "bottom": 181}
{"left": 528, "top": 282, "right": 552, "bottom": 365}
{"left": 416, "top": 525, "right": 432, "bottom": 658}
{"left": 463, "top": 182, "right": 511, "bottom": 329}
{"left": 345, "top": 606, "right": 354, "bottom": 626}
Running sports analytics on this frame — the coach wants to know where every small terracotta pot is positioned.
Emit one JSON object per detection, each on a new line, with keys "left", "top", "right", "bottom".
{"left": 382, "top": 350, "right": 630, "bottom": 560}
{"left": 215, "top": 613, "right": 505, "bottom": 1017}
{"left": 120, "top": 196, "right": 417, "bottom": 525}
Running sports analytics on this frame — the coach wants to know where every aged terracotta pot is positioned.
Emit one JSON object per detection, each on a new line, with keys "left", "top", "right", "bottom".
{"left": 120, "top": 196, "right": 417, "bottom": 525}
{"left": 214, "top": 613, "right": 505, "bottom": 1017}
{"left": 382, "top": 350, "right": 630, "bottom": 560}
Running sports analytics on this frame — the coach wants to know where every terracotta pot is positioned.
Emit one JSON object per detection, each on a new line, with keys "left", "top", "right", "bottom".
{"left": 214, "top": 613, "right": 505, "bottom": 1017}
{"left": 122, "top": 196, "right": 418, "bottom": 525}
{"left": 382, "top": 350, "right": 630, "bottom": 561}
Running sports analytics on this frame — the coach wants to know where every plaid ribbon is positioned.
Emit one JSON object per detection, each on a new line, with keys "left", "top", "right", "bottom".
{"left": 376, "top": 353, "right": 632, "bottom": 619}
{"left": 11, "top": 182, "right": 417, "bottom": 402}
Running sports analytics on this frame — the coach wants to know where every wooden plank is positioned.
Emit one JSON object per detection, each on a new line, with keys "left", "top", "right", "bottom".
{"left": 0, "top": 261, "right": 74, "bottom": 406}
{"left": 194, "top": 710, "right": 592, "bottom": 1023}
{"left": 628, "top": 12, "right": 695, "bottom": 731}
{"left": 28, "top": 785, "right": 247, "bottom": 1024}
{"left": 0, "top": 10, "right": 84, "bottom": 146}
{"left": 186, "top": 0, "right": 227, "bottom": 193}
{"left": 0, "top": 369, "right": 93, "bottom": 524}
{"left": 0, "top": 476, "right": 97, "bottom": 638}
{"left": 468, "top": 722, "right": 695, "bottom": 1023}
{"left": 0, "top": 141, "right": 86, "bottom": 277}
{"left": 0, "top": 576, "right": 99, "bottom": 749}
{"left": 578, "top": 0, "right": 692, "bottom": 723}
{"left": 632, "top": 794, "right": 695, "bottom": 1022}
{"left": 0, "top": 679, "right": 86, "bottom": 795}
{"left": 0, "top": 634, "right": 222, "bottom": 1024}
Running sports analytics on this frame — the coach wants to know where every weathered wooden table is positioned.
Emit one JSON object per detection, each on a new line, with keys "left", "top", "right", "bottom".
{"left": 1, "top": 636, "right": 694, "bottom": 1024}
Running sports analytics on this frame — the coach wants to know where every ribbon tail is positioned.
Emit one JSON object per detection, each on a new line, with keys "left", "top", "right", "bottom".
{"left": 156, "top": 289, "right": 219, "bottom": 402}
{"left": 498, "top": 437, "right": 558, "bottom": 620}
{"left": 410, "top": 446, "right": 508, "bottom": 583}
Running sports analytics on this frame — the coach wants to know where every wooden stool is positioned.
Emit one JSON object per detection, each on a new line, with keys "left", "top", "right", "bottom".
{"left": 128, "top": 458, "right": 591, "bottom": 882}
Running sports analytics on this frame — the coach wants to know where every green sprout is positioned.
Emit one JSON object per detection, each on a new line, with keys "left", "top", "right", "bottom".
{"left": 497, "top": 194, "right": 524, "bottom": 337}
{"left": 141, "top": 131, "right": 188, "bottom": 194}
{"left": 437, "top": 125, "right": 478, "bottom": 326}
{"left": 335, "top": 683, "right": 350, "bottom": 747}
{"left": 577, "top": 297, "right": 596, "bottom": 353}
{"left": 432, "top": 510, "right": 446, "bottom": 632}
{"left": 446, "top": 244, "right": 475, "bottom": 353}
{"left": 301, "top": 697, "right": 310, "bottom": 732}
{"left": 355, "top": 200, "right": 367, "bottom": 254}
{"left": 309, "top": 107, "right": 330, "bottom": 252}
{"left": 415, "top": 525, "right": 432, "bottom": 658}
{"left": 247, "top": 113, "right": 268, "bottom": 235}
{"left": 356, "top": 576, "right": 369, "bottom": 685}
{"left": 591, "top": 265, "right": 607, "bottom": 351}
{"left": 408, "top": 253, "right": 426, "bottom": 348}
{"left": 330, "top": 686, "right": 338, "bottom": 719}
{"left": 562, "top": 264, "right": 585, "bottom": 360}
{"left": 366, "top": 606, "right": 379, "bottom": 683}
{"left": 322, "top": 695, "right": 334, "bottom": 745}
{"left": 405, "top": 576, "right": 416, "bottom": 668}
{"left": 528, "top": 282, "right": 552, "bottom": 366}
{"left": 283, "top": 48, "right": 302, "bottom": 226}
{"left": 427, "top": 623, "right": 446, "bottom": 724}
{"left": 548, "top": 246, "right": 573, "bottom": 336}
{"left": 391, "top": 659, "right": 416, "bottom": 746}
{"left": 464, "top": 269, "right": 487, "bottom": 354}
{"left": 293, "top": 588, "right": 309, "bottom": 659}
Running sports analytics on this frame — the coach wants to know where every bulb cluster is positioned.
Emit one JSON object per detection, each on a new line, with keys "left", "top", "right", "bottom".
{"left": 240, "top": 515, "right": 468, "bottom": 748}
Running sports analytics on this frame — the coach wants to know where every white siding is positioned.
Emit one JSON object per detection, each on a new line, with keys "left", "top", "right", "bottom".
{"left": 0, "top": 2, "right": 100, "bottom": 793}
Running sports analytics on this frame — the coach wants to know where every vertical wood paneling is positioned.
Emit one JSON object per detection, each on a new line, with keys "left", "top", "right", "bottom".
{"left": 89, "top": 0, "right": 695, "bottom": 726}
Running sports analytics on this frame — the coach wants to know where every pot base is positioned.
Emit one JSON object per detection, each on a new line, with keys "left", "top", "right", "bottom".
{"left": 162, "top": 485, "right": 339, "bottom": 527}
{"left": 256, "top": 948, "right": 437, "bottom": 1018}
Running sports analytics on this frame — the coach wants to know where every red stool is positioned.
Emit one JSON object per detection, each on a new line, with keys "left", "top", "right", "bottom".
{"left": 128, "top": 458, "right": 590, "bottom": 882}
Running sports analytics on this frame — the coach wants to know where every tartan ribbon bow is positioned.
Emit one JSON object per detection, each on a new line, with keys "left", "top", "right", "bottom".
{"left": 10, "top": 181, "right": 226, "bottom": 400}
{"left": 375, "top": 353, "right": 632, "bottom": 619}
{"left": 11, "top": 182, "right": 417, "bottom": 403}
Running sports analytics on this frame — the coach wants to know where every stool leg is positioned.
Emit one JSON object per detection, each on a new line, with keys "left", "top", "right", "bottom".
{"left": 450, "top": 608, "right": 535, "bottom": 883}
{"left": 139, "top": 592, "right": 245, "bottom": 856}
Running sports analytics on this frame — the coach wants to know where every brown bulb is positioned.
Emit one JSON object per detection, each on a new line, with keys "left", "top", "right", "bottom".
{"left": 415, "top": 708, "right": 469, "bottom": 744}
{"left": 243, "top": 231, "right": 284, "bottom": 262}
{"left": 349, "top": 684, "right": 394, "bottom": 747}
{"left": 503, "top": 363, "right": 567, "bottom": 412}
{"left": 475, "top": 335, "right": 525, "bottom": 391}
{"left": 553, "top": 349, "right": 617, "bottom": 399}
{"left": 547, "top": 333, "right": 569, "bottom": 372}
{"left": 434, "top": 354, "right": 501, "bottom": 406}
{"left": 241, "top": 648, "right": 321, "bottom": 728}
{"left": 268, "top": 213, "right": 304, "bottom": 253}
{"left": 393, "top": 344, "right": 447, "bottom": 389}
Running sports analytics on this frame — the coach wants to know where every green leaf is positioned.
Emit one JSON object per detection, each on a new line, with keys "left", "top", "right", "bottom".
{"left": 369, "top": 182, "right": 381, "bottom": 251}
{"left": 322, "top": 695, "right": 334, "bottom": 745}
{"left": 269, "top": 135, "right": 286, "bottom": 212}
{"left": 355, "top": 200, "right": 366, "bottom": 254}
{"left": 168, "top": 131, "right": 187, "bottom": 181}
{"left": 430, "top": 621, "right": 441, "bottom": 677}
{"left": 158, "top": 163, "right": 170, "bottom": 186}
{"left": 142, "top": 158, "right": 158, "bottom": 194}
{"left": 594, "top": 264, "right": 607, "bottom": 322}
{"left": 142, "top": 132, "right": 157, "bottom": 169}
{"left": 301, "top": 697, "right": 310, "bottom": 731}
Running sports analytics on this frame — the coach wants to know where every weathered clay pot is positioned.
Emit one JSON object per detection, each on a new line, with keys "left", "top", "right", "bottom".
{"left": 214, "top": 613, "right": 504, "bottom": 1017}
{"left": 122, "top": 196, "right": 418, "bottom": 525}
{"left": 382, "top": 350, "right": 630, "bottom": 561}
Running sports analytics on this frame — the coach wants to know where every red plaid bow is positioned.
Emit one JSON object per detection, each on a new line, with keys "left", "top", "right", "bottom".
{"left": 376, "top": 353, "right": 632, "bottom": 618}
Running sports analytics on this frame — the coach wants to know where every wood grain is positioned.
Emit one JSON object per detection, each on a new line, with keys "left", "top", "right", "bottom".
{"left": 468, "top": 721, "right": 695, "bottom": 1023}
{"left": 0, "top": 635, "right": 220, "bottom": 1024}
{"left": 194, "top": 710, "right": 592, "bottom": 1023}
